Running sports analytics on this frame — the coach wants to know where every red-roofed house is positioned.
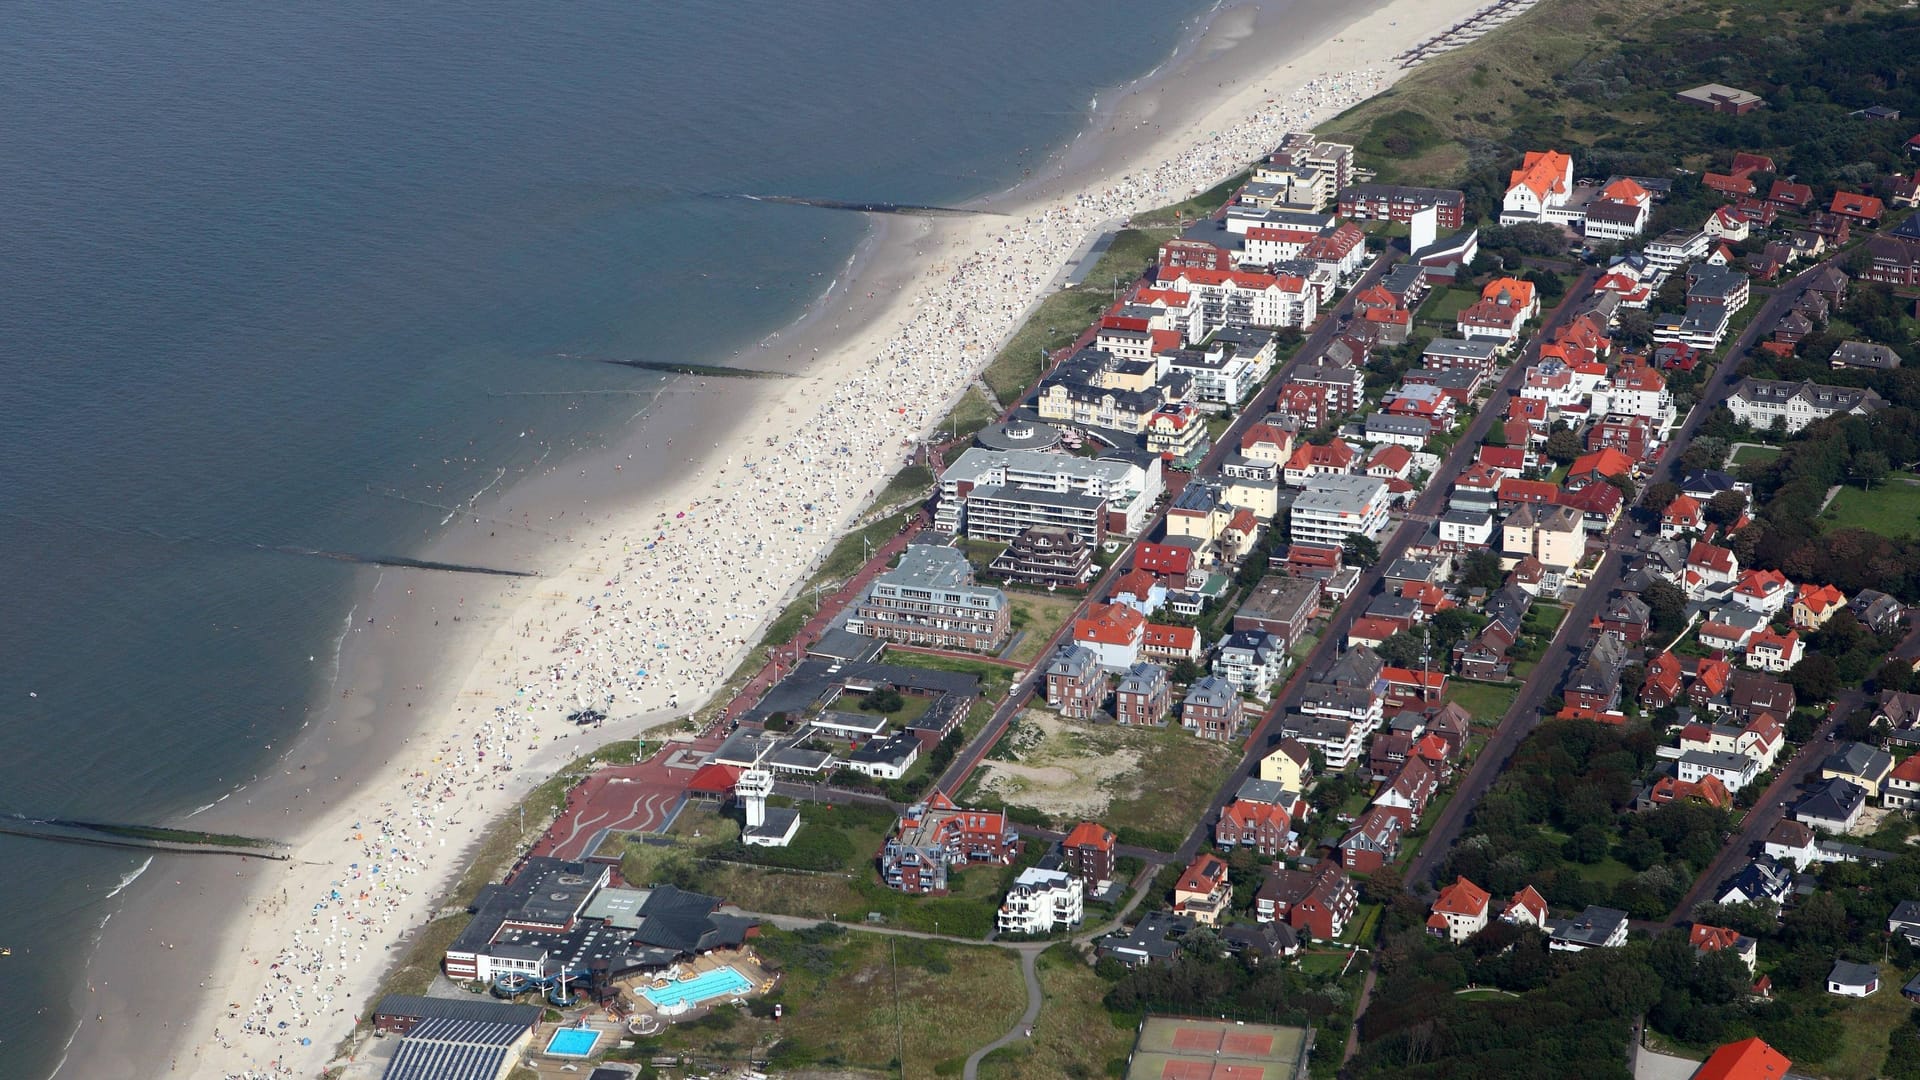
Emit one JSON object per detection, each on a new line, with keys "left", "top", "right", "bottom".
{"left": 1704, "top": 171, "right": 1755, "bottom": 197}
{"left": 1215, "top": 799, "right": 1296, "bottom": 856}
{"left": 1568, "top": 447, "right": 1635, "bottom": 487}
{"left": 1733, "top": 569, "right": 1794, "bottom": 616}
{"left": 1382, "top": 667, "right": 1447, "bottom": 711}
{"left": 1643, "top": 652, "right": 1684, "bottom": 708}
{"left": 1689, "top": 657, "right": 1733, "bottom": 712}
{"left": 1685, "top": 541, "right": 1740, "bottom": 599}
{"left": 1477, "top": 444, "right": 1528, "bottom": 478}
{"left": 1663, "top": 494, "right": 1705, "bottom": 538}
{"left": 1135, "top": 542, "right": 1196, "bottom": 585}
{"left": 1457, "top": 277, "right": 1540, "bottom": 342}
{"left": 1062, "top": 821, "right": 1117, "bottom": 890}
{"left": 1346, "top": 615, "right": 1402, "bottom": 650}
{"left": 1427, "top": 876, "right": 1492, "bottom": 943}
{"left": 1691, "top": 924, "right": 1759, "bottom": 973}
{"left": 1501, "top": 150, "right": 1576, "bottom": 225}
{"left": 1502, "top": 885, "right": 1550, "bottom": 928}
{"left": 1240, "top": 422, "right": 1295, "bottom": 463}
{"left": 1745, "top": 629, "right": 1804, "bottom": 673}
{"left": 1497, "top": 477, "right": 1559, "bottom": 510}
{"left": 1650, "top": 774, "right": 1735, "bottom": 810}
{"left": 1587, "top": 414, "right": 1657, "bottom": 462}
{"left": 1693, "top": 1037, "right": 1790, "bottom": 1080}
{"left": 1367, "top": 444, "right": 1413, "bottom": 480}
{"left": 1072, "top": 603, "right": 1146, "bottom": 670}
{"left": 1830, "top": 191, "right": 1885, "bottom": 224}
{"left": 1172, "top": 853, "right": 1232, "bottom": 926}
{"left": 1142, "top": 623, "right": 1201, "bottom": 663}
{"left": 1769, "top": 180, "right": 1815, "bottom": 211}
{"left": 1374, "top": 757, "right": 1441, "bottom": 828}
{"left": 1336, "top": 806, "right": 1403, "bottom": 873}
{"left": 1283, "top": 440, "right": 1358, "bottom": 486}
{"left": 1792, "top": 584, "right": 1847, "bottom": 631}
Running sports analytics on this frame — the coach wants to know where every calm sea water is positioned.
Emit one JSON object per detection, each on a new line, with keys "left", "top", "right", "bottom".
{"left": 0, "top": 1, "right": 1214, "bottom": 1073}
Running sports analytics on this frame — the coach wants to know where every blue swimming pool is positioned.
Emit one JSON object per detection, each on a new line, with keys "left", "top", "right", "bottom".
{"left": 641, "top": 964, "right": 753, "bottom": 1008}
{"left": 545, "top": 1027, "right": 602, "bottom": 1057}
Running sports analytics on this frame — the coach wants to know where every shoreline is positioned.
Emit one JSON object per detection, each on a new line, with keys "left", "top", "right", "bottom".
{"left": 52, "top": 1, "right": 1508, "bottom": 1077}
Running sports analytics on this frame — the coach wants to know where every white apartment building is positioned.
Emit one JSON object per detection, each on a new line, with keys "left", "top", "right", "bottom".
{"left": 1727, "top": 378, "right": 1887, "bottom": 434}
{"left": 1290, "top": 474, "right": 1390, "bottom": 548}
{"left": 936, "top": 448, "right": 1164, "bottom": 542}
{"left": 996, "top": 867, "right": 1084, "bottom": 935}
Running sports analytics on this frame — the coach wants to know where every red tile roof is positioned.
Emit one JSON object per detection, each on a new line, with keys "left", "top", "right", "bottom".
{"left": 1694, "top": 1037, "right": 1790, "bottom": 1080}
{"left": 1432, "top": 876, "right": 1491, "bottom": 917}
{"left": 1063, "top": 820, "right": 1116, "bottom": 852}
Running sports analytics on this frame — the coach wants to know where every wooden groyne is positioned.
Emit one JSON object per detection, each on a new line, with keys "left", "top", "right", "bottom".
{"left": 600, "top": 358, "right": 793, "bottom": 379}
{"left": 736, "top": 194, "right": 999, "bottom": 217}
{"left": 0, "top": 814, "right": 289, "bottom": 860}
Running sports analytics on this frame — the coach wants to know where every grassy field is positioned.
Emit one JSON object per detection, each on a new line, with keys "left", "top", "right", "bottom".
{"left": 1005, "top": 590, "right": 1083, "bottom": 665}
{"left": 1417, "top": 286, "right": 1480, "bottom": 326}
{"left": 1824, "top": 475, "right": 1920, "bottom": 539}
{"left": 1444, "top": 679, "right": 1520, "bottom": 727}
{"left": 624, "top": 925, "right": 1027, "bottom": 1079}
{"left": 1818, "top": 962, "right": 1917, "bottom": 1080}
{"left": 966, "top": 714, "right": 1238, "bottom": 852}
{"left": 979, "top": 227, "right": 1173, "bottom": 404}
{"left": 624, "top": 802, "right": 1032, "bottom": 938}
{"left": 1131, "top": 170, "right": 1250, "bottom": 227}
{"left": 1728, "top": 443, "right": 1782, "bottom": 467}
{"left": 877, "top": 464, "right": 936, "bottom": 509}
{"left": 977, "top": 947, "right": 1137, "bottom": 1080}
{"left": 938, "top": 383, "right": 1005, "bottom": 443}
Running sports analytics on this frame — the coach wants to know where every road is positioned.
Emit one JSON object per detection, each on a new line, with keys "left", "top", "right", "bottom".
{"left": 1170, "top": 266, "right": 1602, "bottom": 865}
{"left": 1402, "top": 256, "right": 1838, "bottom": 890}
{"left": 933, "top": 249, "right": 1402, "bottom": 807}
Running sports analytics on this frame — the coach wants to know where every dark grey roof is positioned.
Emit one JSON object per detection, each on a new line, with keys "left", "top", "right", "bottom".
{"left": 1797, "top": 778, "right": 1868, "bottom": 825}
{"left": 1823, "top": 742, "right": 1892, "bottom": 780}
{"left": 1097, "top": 910, "right": 1193, "bottom": 963}
{"left": 374, "top": 996, "right": 541, "bottom": 1030}
{"left": 1548, "top": 905, "right": 1628, "bottom": 947}
{"left": 1829, "top": 960, "right": 1879, "bottom": 988}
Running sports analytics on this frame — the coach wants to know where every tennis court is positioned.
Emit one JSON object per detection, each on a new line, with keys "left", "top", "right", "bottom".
{"left": 1126, "top": 1016, "right": 1312, "bottom": 1080}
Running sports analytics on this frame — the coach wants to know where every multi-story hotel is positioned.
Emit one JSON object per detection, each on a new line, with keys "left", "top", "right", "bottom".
{"left": 846, "top": 545, "right": 1009, "bottom": 652}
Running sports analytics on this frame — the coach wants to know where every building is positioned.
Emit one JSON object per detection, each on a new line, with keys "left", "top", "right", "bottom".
{"left": 1676, "top": 83, "right": 1765, "bottom": 114}
{"left": 936, "top": 447, "right": 1163, "bottom": 543}
{"left": 1256, "top": 859, "right": 1357, "bottom": 939}
{"left": 1072, "top": 603, "right": 1146, "bottom": 671}
{"left": 1726, "top": 378, "right": 1886, "bottom": 434}
{"left": 1676, "top": 749, "right": 1760, "bottom": 794}
{"left": 1583, "top": 177, "right": 1654, "bottom": 242}
{"left": 1044, "top": 644, "right": 1108, "bottom": 720}
{"left": 1545, "top": 905, "right": 1629, "bottom": 951}
{"left": 1502, "top": 503, "right": 1585, "bottom": 570}
{"left": 1339, "top": 183, "right": 1466, "bottom": 228}
{"left": 996, "top": 867, "right": 1083, "bottom": 935}
{"left": 1457, "top": 277, "right": 1540, "bottom": 342}
{"left": 1161, "top": 266, "right": 1319, "bottom": 332}
{"left": 989, "top": 525, "right": 1092, "bottom": 586}
{"left": 1095, "top": 910, "right": 1193, "bottom": 967}
{"left": 1427, "top": 877, "right": 1492, "bottom": 943}
{"left": 1182, "top": 675, "right": 1245, "bottom": 741}
{"left": 1828, "top": 961, "right": 1880, "bottom": 998}
{"left": 1233, "top": 574, "right": 1322, "bottom": 648}
{"left": 443, "top": 859, "right": 756, "bottom": 986}
{"left": 879, "top": 792, "right": 1018, "bottom": 894}
{"left": 1689, "top": 924, "right": 1758, "bottom": 974}
{"left": 1113, "top": 662, "right": 1173, "bottom": 727}
{"left": 1172, "top": 853, "right": 1232, "bottom": 927}
{"left": 1822, "top": 742, "right": 1893, "bottom": 796}
{"left": 1215, "top": 629, "right": 1287, "bottom": 700}
{"left": 1500, "top": 150, "right": 1577, "bottom": 225}
{"left": 1692, "top": 1038, "right": 1791, "bottom": 1080}
{"left": 1292, "top": 474, "right": 1390, "bottom": 548}
{"left": 846, "top": 545, "right": 1009, "bottom": 652}
{"left": 1337, "top": 806, "right": 1404, "bottom": 872}
{"left": 372, "top": 995, "right": 543, "bottom": 1039}
{"left": 1215, "top": 799, "right": 1294, "bottom": 856}
{"left": 379, "top": 1009, "right": 541, "bottom": 1080}
{"left": 1795, "top": 778, "right": 1868, "bottom": 834}
{"left": 1062, "top": 821, "right": 1117, "bottom": 891}
{"left": 1259, "top": 739, "right": 1314, "bottom": 791}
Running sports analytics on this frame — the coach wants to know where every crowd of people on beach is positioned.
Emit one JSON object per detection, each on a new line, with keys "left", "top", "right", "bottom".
{"left": 209, "top": 67, "right": 1387, "bottom": 1079}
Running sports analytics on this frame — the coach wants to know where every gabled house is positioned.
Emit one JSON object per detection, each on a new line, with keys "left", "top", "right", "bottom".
{"left": 1256, "top": 859, "right": 1356, "bottom": 939}
{"left": 1172, "top": 853, "right": 1232, "bottom": 927}
{"left": 1372, "top": 756, "right": 1440, "bottom": 828}
{"left": 1113, "top": 662, "right": 1173, "bottom": 727}
{"left": 1337, "top": 806, "right": 1404, "bottom": 873}
{"left": 1796, "top": 778, "right": 1868, "bottom": 834}
{"left": 1594, "top": 591, "right": 1652, "bottom": 643}
{"left": 1731, "top": 569, "right": 1794, "bottom": 616}
{"left": 1690, "top": 924, "right": 1758, "bottom": 974}
{"left": 1717, "top": 855, "right": 1792, "bottom": 906}
{"left": 1181, "top": 675, "right": 1245, "bottom": 742}
{"left": 1792, "top": 584, "right": 1847, "bottom": 631}
{"left": 1215, "top": 799, "right": 1294, "bottom": 856}
{"left": 1427, "top": 877, "right": 1492, "bottom": 943}
{"left": 1744, "top": 629, "right": 1804, "bottom": 673}
{"left": 1045, "top": 644, "right": 1109, "bottom": 720}
{"left": 1502, "top": 885, "right": 1550, "bottom": 928}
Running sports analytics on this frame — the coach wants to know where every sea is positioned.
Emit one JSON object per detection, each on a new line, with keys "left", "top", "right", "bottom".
{"left": 0, "top": 1, "right": 1244, "bottom": 1073}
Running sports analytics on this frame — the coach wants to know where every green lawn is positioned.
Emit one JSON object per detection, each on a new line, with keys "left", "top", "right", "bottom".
{"left": 1729, "top": 443, "right": 1782, "bottom": 467}
{"left": 1445, "top": 680, "right": 1521, "bottom": 726}
{"left": 1418, "top": 287, "right": 1480, "bottom": 326}
{"left": 1571, "top": 854, "right": 1638, "bottom": 887}
{"left": 883, "top": 647, "right": 1016, "bottom": 700}
{"left": 1820, "top": 962, "right": 1918, "bottom": 1080}
{"left": 977, "top": 947, "right": 1137, "bottom": 1080}
{"left": 938, "top": 383, "right": 1003, "bottom": 443}
{"left": 1823, "top": 474, "right": 1920, "bottom": 539}
{"left": 1132, "top": 170, "right": 1250, "bottom": 227}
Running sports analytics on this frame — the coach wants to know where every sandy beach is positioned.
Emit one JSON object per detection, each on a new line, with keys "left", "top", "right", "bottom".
{"left": 50, "top": 1, "right": 1519, "bottom": 1076}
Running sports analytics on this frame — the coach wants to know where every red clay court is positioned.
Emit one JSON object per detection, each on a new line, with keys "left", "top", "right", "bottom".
{"left": 529, "top": 736, "right": 721, "bottom": 861}
{"left": 1128, "top": 1017, "right": 1310, "bottom": 1080}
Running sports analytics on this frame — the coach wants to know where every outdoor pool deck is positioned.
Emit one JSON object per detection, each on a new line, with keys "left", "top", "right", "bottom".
{"left": 639, "top": 964, "right": 753, "bottom": 1010}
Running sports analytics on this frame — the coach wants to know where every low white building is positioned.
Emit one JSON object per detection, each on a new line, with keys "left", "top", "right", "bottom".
{"left": 996, "top": 867, "right": 1084, "bottom": 935}
{"left": 1676, "top": 749, "right": 1760, "bottom": 793}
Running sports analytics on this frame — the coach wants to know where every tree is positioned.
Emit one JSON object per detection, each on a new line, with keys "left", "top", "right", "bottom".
{"left": 1545, "top": 428, "right": 1584, "bottom": 465}
{"left": 1680, "top": 437, "right": 1728, "bottom": 473}
{"left": 1170, "top": 658, "right": 1204, "bottom": 684}
{"left": 864, "top": 688, "right": 904, "bottom": 713}
{"left": 1563, "top": 823, "right": 1612, "bottom": 864}
{"left": 1642, "top": 480, "right": 1681, "bottom": 514}
{"left": 1787, "top": 653, "right": 1841, "bottom": 703}
{"left": 1645, "top": 580, "right": 1688, "bottom": 638}
{"left": 764, "top": 711, "right": 791, "bottom": 731}
{"left": 1523, "top": 268, "right": 1566, "bottom": 301}
{"left": 1342, "top": 533, "right": 1381, "bottom": 568}
{"left": 1852, "top": 449, "right": 1892, "bottom": 490}
{"left": 1459, "top": 550, "right": 1505, "bottom": 592}
{"left": 1704, "top": 489, "right": 1748, "bottom": 527}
